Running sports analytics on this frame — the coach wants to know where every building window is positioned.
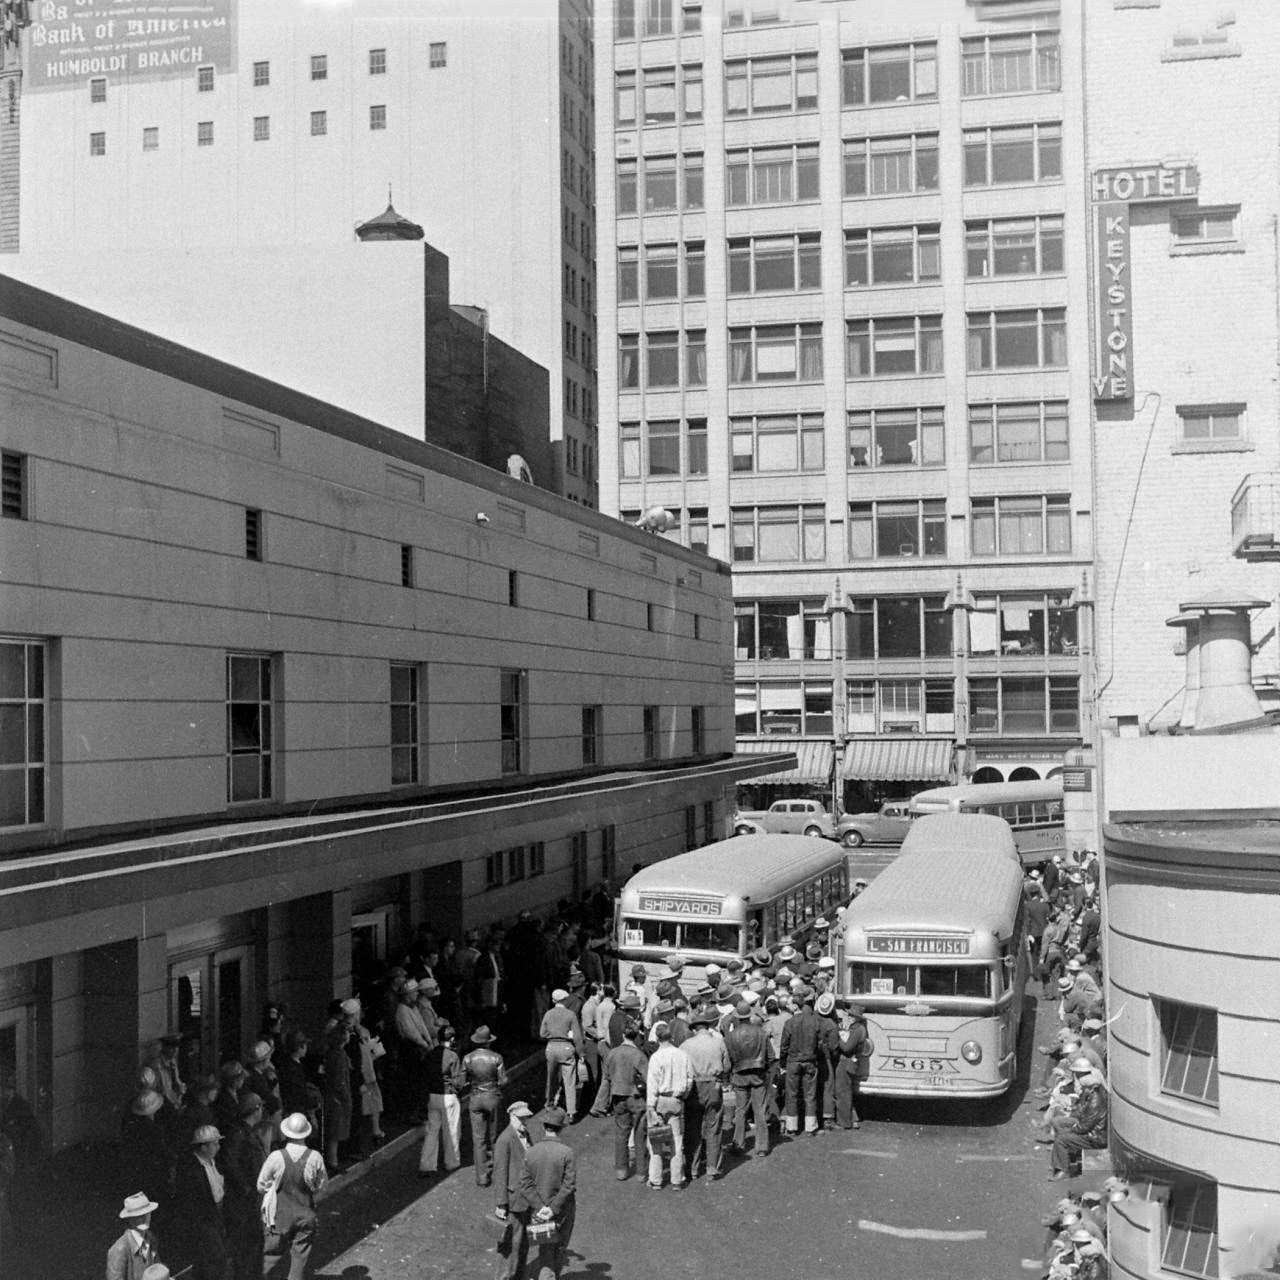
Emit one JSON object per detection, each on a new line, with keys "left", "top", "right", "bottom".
{"left": 90, "top": 77, "right": 106, "bottom": 103}
{"left": 682, "top": 63, "right": 703, "bottom": 120}
{"left": 646, "top": 602, "right": 659, "bottom": 633}
{"left": 964, "top": 122, "right": 1062, "bottom": 186}
{"left": 691, "top": 706, "right": 705, "bottom": 754}
{"left": 967, "top": 309, "right": 1067, "bottom": 370}
{"left": 507, "top": 845, "right": 526, "bottom": 882}
{"left": 1161, "top": 1182, "right": 1219, "bottom": 1279}
{"left": 641, "top": 65, "right": 678, "bottom": 124}
{"left": 970, "top": 402, "right": 1069, "bottom": 464}
{"left": 731, "top": 413, "right": 825, "bottom": 474}
{"left": 227, "top": 654, "right": 273, "bottom": 803}
{"left": 621, "top": 153, "right": 704, "bottom": 215}
{"left": 728, "top": 233, "right": 821, "bottom": 295}
{"left": 253, "top": 60, "right": 270, "bottom": 87}
{"left": 735, "top": 599, "right": 831, "bottom": 661}
{"left": 848, "top": 500, "right": 947, "bottom": 560}
{"left": 724, "top": 52, "right": 818, "bottom": 116}
{"left": 643, "top": 0, "right": 674, "bottom": 36}
{"left": 400, "top": 544, "right": 414, "bottom": 588}
{"left": 732, "top": 505, "right": 826, "bottom": 564}
{"left": 735, "top": 681, "right": 833, "bottom": 736}
{"left": 1157, "top": 998, "right": 1220, "bottom": 1105}
{"left": 685, "top": 804, "right": 697, "bottom": 848}
{"left": 197, "top": 65, "right": 214, "bottom": 92}
{"left": 842, "top": 42, "right": 937, "bottom": 105}
{"left": 310, "top": 111, "right": 327, "bottom": 136}
{"left": 615, "top": 70, "right": 637, "bottom": 125}
{"left": 390, "top": 663, "right": 421, "bottom": 785}
{"left": 570, "top": 830, "right": 589, "bottom": 898}
{"left": 701, "top": 801, "right": 715, "bottom": 845}
{"left": 844, "top": 596, "right": 951, "bottom": 661}
{"left": 369, "top": 47, "right": 387, "bottom": 75}
{"left": 726, "top": 143, "right": 819, "bottom": 207}
{"left": 197, "top": 121, "right": 214, "bottom": 147}
{"left": 618, "top": 332, "right": 705, "bottom": 389}
{"left": 601, "top": 824, "right": 617, "bottom": 882}
{"left": 845, "top": 677, "right": 955, "bottom": 735}
{"left": 582, "top": 705, "right": 603, "bottom": 765}
{"left": 1172, "top": 206, "right": 1238, "bottom": 248}
{"left": 970, "top": 593, "right": 1077, "bottom": 657}
{"left": 962, "top": 31, "right": 1060, "bottom": 96}
{"left": 971, "top": 495, "right": 1071, "bottom": 556}
{"left": 530, "top": 841, "right": 546, "bottom": 875}
{"left": 846, "top": 315, "right": 943, "bottom": 378}
{"left": 845, "top": 225, "right": 940, "bottom": 287}
{"left": 1176, "top": 403, "right": 1244, "bottom": 445}
{"left": 843, "top": 134, "right": 939, "bottom": 196}
{"left": 370, "top": 104, "right": 387, "bottom": 130}
{"left": 968, "top": 676, "right": 1079, "bottom": 735}
{"left": 485, "top": 850, "right": 504, "bottom": 889}
{"left": 89, "top": 132, "right": 106, "bottom": 156}
{"left": 1, "top": 451, "right": 26, "bottom": 520}
{"left": 500, "top": 668, "right": 526, "bottom": 774}
{"left": 506, "top": 570, "right": 520, "bottom": 607}
{"left": 244, "top": 508, "right": 263, "bottom": 560}
{"left": 724, "top": 0, "right": 783, "bottom": 27}
{"left": 142, "top": 126, "right": 160, "bottom": 151}
{"left": 0, "top": 638, "right": 45, "bottom": 828}
{"left": 252, "top": 116, "right": 270, "bottom": 142}
{"left": 729, "top": 323, "right": 823, "bottom": 383}
{"left": 429, "top": 42, "right": 447, "bottom": 69}
{"left": 966, "top": 215, "right": 1064, "bottom": 277}
{"left": 310, "top": 54, "right": 327, "bottom": 80}
{"left": 848, "top": 407, "right": 944, "bottom": 469}
{"left": 587, "top": 588, "right": 597, "bottom": 621}
{"left": 643, "top": 706, "right": 659, "bottom": 759}
{"left": 689, "top": 509, "right": 709, "bottom": 556}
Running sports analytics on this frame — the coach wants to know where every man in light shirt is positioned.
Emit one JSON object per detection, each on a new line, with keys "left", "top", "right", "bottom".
{"left": 257, "top": 1111, "right": 327, "bottom": 1280}
{"left": 172, "top": 1124, "right": 230, "bottom": 1280}
{"left": 680, "top": 1008, "right": 731, "bottom": 1180}
{"left": 644, "top": 1021, "right": 692, "bottom": 1189}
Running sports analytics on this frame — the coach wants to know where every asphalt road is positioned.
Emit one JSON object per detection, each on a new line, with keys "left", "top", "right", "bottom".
{"left": 311, "top": 996, "right": 1110, "bottom": 1280}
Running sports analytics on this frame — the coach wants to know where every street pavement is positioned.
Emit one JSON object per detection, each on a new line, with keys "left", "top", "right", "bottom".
{"left": 310, "top": 996, "right": 1109, "bottom": 1280}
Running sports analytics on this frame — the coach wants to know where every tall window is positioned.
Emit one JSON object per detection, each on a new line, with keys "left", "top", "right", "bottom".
{"left": 615, "top": 0, "right": 636, "bottom": 40}
{"left": 244, "top": 508, "right": 263, "bottom": 561}
{"left": 970, "top": 402, "right": 1069, "bottom": 464}
{"left": 644, "top": 0, "right": 673, "bottom": 36}
{"left": 500, "top": 669, "right": 526, "bottom": 774}
{"left": 253, "top": 117, "right": 270, "bottom": 142}
{"left": 2, "top": 451, "right": 27, "bottom": 520}
{"left": 846, "top": 316, "right": 943, "bottom": 378}
{"left": 966, "top": 216, "right": 1064, "bottom": 277}
{"left": 310, "top": 111, "right": 327, "bottom": 137}
{"left": 842, "top": 43, "right": 937, "bottom": 104}
{"left": 682, "top": 64, "right": 703, "bottom": 120}
{"left": 369, "top": 47, "right": 387, "bottom": 75}
{"left": 143, "top": 127, "right": 160, "bottom": 151}
{"left": 843, "top": 134, "right": 939, "bottom": 196}
{"left": 690, "top": 706, "right": 705, "bottom": 755}
{"left": 964, "top": 122, "right": 1062, "bottom": 186}
{"left": 728, "top": 234, "right": 821, "bottom": 294}
{"left": 968, "top": 676, "right": 1080, "bottom": 734}
{"left": 729, "top": 323, "right": 823, "bottom": 383}
{"left": 390, "top": 663, "right": 421, "bottom": 785}
{"left": 429, "top": 42, "right": 448, "bottom": 68}
{"left": 370, "top": 105, "right": 387, "bottom": 130}
{"left": 310, "top": 54, "right": 328, "bottom": 80}
{"left": 962, "top": 31, "right": 1060, "bottom": 96}
{"left": 967, "top": 309, "right": 1067, "bottom": 370}
{"left": 1157, "top": 999, "right": 1219, "bottom": 1105}
{"left": 848, "top": 500, "right": 946, "bottom": 559}
{"left": 643, "top": 705, "right": 659, "bottom": 759}
{"left": 726, "top": 143, "right": 819, "bottom": 207}
{"left": 1161, "top": 1182, "right": 1219, "bottom": 1280}
{"left": 197, "top": 121, "right": 214, "bottom": 147}
{"left": 724, "top": 53, "right": 818, "bottom": 115}
{"left": 0, "top": 639, "right": 45, "bottom": 828}
{"left": 844, "top": 596, "right": 951, "bottom": 660}
{"left": 89, "top": 132, "right": 106, "bottom": 157}
{"left": 253, "top": 60, "right": 270, "bottom": 87}
{"left": 732, "top": 506, "right": 826, "bottom": 563}
{"left": 847, "top": 407, "right": 944, "bottom": 469}
{"left": 845, "top": 225, "right": 940, "bottom": 286}
{"left": 731, "top": 414, "right": 825, "bottom": 474}
{"left": 582, "top": 705, "right": 603, "bottom": 765}
{"left": 197, "top": 65, "right": 215, "bottom": 92}
{"left": 735, "top": 599, "right": 831, "bottom": 661}
{"left": 90, "top": 77, "right": 107, "bottom": 103}
{"left": 642, "top": 66, "right": 677, "bottom": 123}
{"left": 227, "top": 654, "right": 273, "bottom": 803}
{"left": 971, "top": 495, "right": 1071, "bottom": 556}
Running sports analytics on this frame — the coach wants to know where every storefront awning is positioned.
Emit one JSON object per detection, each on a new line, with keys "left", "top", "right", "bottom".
{"left": 736, "top": 739, "right": 834, "bottom": 785}
{"left": 842, "top": 737, "right": 955, "bottom": 782}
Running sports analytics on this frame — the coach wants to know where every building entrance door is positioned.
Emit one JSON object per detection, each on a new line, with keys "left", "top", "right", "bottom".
{"left": 170, "top": 945, "right": 254, "bottom": 1080}
{"left": 0, "top": 1004, "right": 32, "bottom": 1100}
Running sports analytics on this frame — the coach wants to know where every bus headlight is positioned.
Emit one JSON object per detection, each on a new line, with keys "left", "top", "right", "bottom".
{"left": 961, "top": 1040, "right": 983, "bottom": 1064}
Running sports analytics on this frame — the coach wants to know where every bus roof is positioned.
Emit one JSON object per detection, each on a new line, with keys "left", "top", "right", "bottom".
{"left": 910, "top": 778, "right": 1063, "bottom": 811}
{"left": 622, "top": 835, "right": 844, "bottom": 905}
{"left": 899, "top": 812, "right": 1020, "bottom": 861}
{"left": 843, "top": 843, "right": 1026, "bottom": 941}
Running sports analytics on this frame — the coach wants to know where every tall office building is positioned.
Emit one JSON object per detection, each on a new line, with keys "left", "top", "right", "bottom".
{"left": 598, "top": 0, "right": 1093, "bottom": 806}
{"left": 14, "top": 0, "right": 599, "bottom": 502}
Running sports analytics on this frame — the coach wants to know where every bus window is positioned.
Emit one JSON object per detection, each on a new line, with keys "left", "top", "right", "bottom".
{"left": 621, "top": 918, "right": 673, "bottom": 948}
{"left": 846, "top": 962, "right": 913, "bottom": 996}
{"left": 805, "top": 881, "right": 817, "bottom": 915}
{"left": 681, "top": 921, "right": 743, "bottom": 952}
{"left": 919, "top": 966, "right": 991, "bottom": 999}
{"left": 747, "top": 911, "right": 763, "bottom": 948}
{"left": 846, "top": 962, "right": 992, "bottom": 1000}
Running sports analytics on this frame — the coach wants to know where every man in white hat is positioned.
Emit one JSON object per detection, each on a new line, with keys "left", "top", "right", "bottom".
{"left": 106, "top": 1192, "right": 163, "bottom": 1280}
{"left": 257, "top": 1112, "right": 327, "bottom": 1279}
{"left": 539, "top": 988, "right": 585, "bottom": 1118}
{"left": 395, "top": 978, "right": 433, "bottom": 1122}
{"left": 1048, "top": 1059, "right": 1109, "bottom": 1181}
{"left": 171, "top": 1122, "right": 231, "bottom": 1280}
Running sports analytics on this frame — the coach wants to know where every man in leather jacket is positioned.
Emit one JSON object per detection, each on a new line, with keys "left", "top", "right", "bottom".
{"left": 462, "top": 1026, "right": 508, "bottom": 1187}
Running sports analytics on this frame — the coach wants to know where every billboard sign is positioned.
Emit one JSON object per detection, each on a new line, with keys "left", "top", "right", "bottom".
{"left": 26, "top": 0, "right": 234, "bottom": 91}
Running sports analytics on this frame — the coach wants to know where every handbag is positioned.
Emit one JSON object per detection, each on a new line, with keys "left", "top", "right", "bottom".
{"left": 575, "top": 1057, "right": 589, "bottom": 1084}
{"left": 481, "top": 1211, "right": 513, "bottom": 1245}
{"left": 647, "top": 1120, "right": 675, "bottom": 1156}
{"left": 367, "top": 1035, "right": 386, "bottom": 1062}
{"left": 528, "top": 1218, "right": 560, "bottom": 1246}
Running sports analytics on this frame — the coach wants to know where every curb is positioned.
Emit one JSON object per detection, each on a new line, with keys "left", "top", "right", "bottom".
{"left": 319, "top": 1047, "right": 546, "bottom": 1201}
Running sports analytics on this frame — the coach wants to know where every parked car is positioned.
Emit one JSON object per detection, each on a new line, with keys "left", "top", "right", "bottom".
{"left": 834, "top": 801, "right": 914, "bottom": 848}
{"left": 733, "top": 798, "right": 837, "bottom": 839}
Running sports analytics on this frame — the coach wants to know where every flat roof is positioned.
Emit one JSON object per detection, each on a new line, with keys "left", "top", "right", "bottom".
{"left": 623, "top": 835, "right": 844, "bottom": 903}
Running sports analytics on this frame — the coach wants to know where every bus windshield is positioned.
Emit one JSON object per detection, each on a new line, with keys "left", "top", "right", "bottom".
{"left": 620, "top": 917, "right": 742, "bottom": 953}
{"left": 846, "top": 961, "right": 992, "bottom": 1000}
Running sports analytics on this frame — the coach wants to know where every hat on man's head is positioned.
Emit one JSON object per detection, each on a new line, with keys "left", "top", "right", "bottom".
{"left": 691, "top": 1008, "right": 717, "bottom": 1028}
{"left": 551, "top": 988, "right": 570, "bottom": 1003}
{"left": 725, "top": 958, "right": 744, "bottom": 974}
{"left": 249, "top": 1040, "right": 275, "bottom": 1064}
{"left": 704, "top": 964, "right": 721, "bottom": 978}
{"left": 507, "top": 1101, "right": 534, "bottom": 1118}
{"left": 734, "top": 1001, "right": 752, "bottom": 1019}
{"left": 339, "top": 998, "right": 361, "bottom": 1018}
{"left": 131, "top": 1090, "right": 164, "bottom": 1118}
{"left": 142, "top": 1266, "right": 171, "bottom": 1280}
{"left": 814, "top": 917, "right": 829, "bottom": 931}
{"left": 541, "top": 1106, "right": 568, "bottom": 1130}
{"left": 402, "top": 978, "right": 420, "bottom": 994}
{"left": 219, "top": 1060, "right": 247, "bottom": 1082}
{"left": 618, "top": 993, "right": 642, "bottom": 1011}
{"left": 1052, "top": 854, "right": 1064, "bottom": 864}
{"left": 777, "top": 945, "right": 797, "bottom": 962}
{"left": 788, "top": 977, "right": 804, "bottom": 992}
{"left": 752, "top": 947, "right": 772, "bottom": 966}
{"left": 471, "top": 1025, "right": 497, "bottom": 1045}
{"left": 815, "top": 992, "right": 835, "bottom": 1016}
{"left": 420, "top": 979, "right": 441, "bottom": 996}
{"left": 1080, "top": 1191, "right": 1102, "bottom": 1205}
{"left": 655, "top": 998, "right": 676, "bottom": 1017}
{"left": 695, "top": 983, "right": 715, "bottom": 1001}
{"left": 280, "top": 1112, "right": 312, "bottom": 1141}
{"left": 799, "top": 986, "right": 816, "bottom": 1005}
{"left": 665, "top": 953, "right": 686, "bottom": 971}
{"left": 568, "top": 970, "right": 586, "bottom": 989}
{"left": 238, "top": 1092, "right": 264, "bottom": 1118}
{"left": 1070, "top": 1057, "right": 1093, "bottom": 1075}
{"left": 853, "top": 878, "right": 869, "bottom": 889}
{"left": 846, "top": 1004, "right": 866, "bottom": 1017}
{"left": 1066, "top": 957, "right": 1083, "bottom": 972}
{"left": 1057, "top": 976, "right": 1075, "bottom": 991}
{"left": 741, "top": 989, "right": 760, "bottom": 1005}
{"left": 775, "top": 965, "right": 794, "bottom": 980}
{"left": 1029, "top": 869, "right": 1043, "bottom": 881}
{"left": 1082, "top": 1017, "right": 1104, "bottom": 1032}
{"left": 630, "top": 963, "right": 648, "bottom": 979}
{"left": 805, "top": 943, "right": 822, "bottom": 960}
{"left": 119, "top": 1192, "right": 159, "bottom": 1219}
{"left": 191, "top": 1124, "right": 222, "bottom": 1145}
{"left": 817, "top": 957, "right": 836, "bottom": 972}
{"left": 1070, "top": 1227, "right": 1094, "bottom": 1244}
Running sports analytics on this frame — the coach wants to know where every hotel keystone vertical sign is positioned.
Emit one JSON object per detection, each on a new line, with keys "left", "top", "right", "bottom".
{"left": 26, "top": 0, "right": 234, "bottom": 91}
{"left": 1090, "top": 163, "right": 1199, "bottom": 402}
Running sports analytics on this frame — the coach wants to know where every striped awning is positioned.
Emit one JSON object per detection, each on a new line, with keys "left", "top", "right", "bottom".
{"left": 842, "top": 737, "right": 955, "bottom": 782}
{"left": 736, "top": 739, "right": 834, "bottom": 785}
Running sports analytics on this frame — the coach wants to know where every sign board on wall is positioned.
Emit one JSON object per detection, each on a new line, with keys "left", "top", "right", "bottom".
{"left": 26, "top": 0, "right": 234, "bottom": 91}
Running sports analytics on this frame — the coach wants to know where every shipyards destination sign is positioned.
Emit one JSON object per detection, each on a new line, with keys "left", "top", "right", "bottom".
{"left": 637, "top": 894, "right": 724, "bottom": 917}
{"left": 27, "top": 0, "right": 233, "bottom": 91}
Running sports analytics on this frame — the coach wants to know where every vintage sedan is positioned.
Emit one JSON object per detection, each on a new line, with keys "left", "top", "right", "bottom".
{"left": 833, "top": 801, "right": 914, "bottom": 848}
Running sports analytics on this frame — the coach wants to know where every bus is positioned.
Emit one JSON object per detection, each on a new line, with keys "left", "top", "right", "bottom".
{"left": 836, "top": 815, "right": 1029, "bottom": 1098}
{"left": 908, "top": 778, "right": 1065, "bottom": 864}
{"left": 616, "top": 835, "right": 848, "bottom": 993}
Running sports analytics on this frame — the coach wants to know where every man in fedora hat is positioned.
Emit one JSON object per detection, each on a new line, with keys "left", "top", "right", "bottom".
{"left": 539, "top": 989, "right": 584, "bottom": 1119}
{"left": 107, "top": 1192, "right": 164, "bottom": 1280}
{"left": 464, "top": 1025, "right": 508, "bottom": 1187}
{"left": 680, "top": 1008, "right": 730, "bottom": 1181}
{"left": 834, "top": 1004, "right": 870, "bottom": 1130}
{"left": 519, "top": 1106, "right": 576, "bottom": 1280}
{"left": 243, "top": 1040, "right": 282, "bottom": 1124}
{"left": 492, "top": 1100, "right": 534, "bottom": 1280}
{"left": 257, "top": 1113, "right": 326, "bottom": 1280}
{"left": 172, "top": 1123, "right": 231, "bottom": 1280}
{"left": 144, "top": 1035, "right": 186, "bottom": 1112}
{"left": 222, "top": 1092, "right": 267, "bottom": 1280}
